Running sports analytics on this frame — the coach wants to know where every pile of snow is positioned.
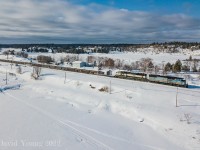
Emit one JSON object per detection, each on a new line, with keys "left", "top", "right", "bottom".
{"left": 0, "top": 84, "right": 21, "bottom": 92}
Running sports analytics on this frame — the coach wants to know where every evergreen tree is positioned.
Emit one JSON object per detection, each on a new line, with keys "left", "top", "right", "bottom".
{"left": 173, "top": 59, "right": 182, "bottom": 72}
{"left": 164, "top": 62, "right": 172, "bottom": 72}
{"left": 189, "top": 55, "right": 192, "bottom": 61}
{"left": 148, "top": 61, "right": 154, "bottom": 69}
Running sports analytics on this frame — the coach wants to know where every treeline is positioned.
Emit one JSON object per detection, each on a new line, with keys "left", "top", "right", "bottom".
{"left": 1, "top": 41, "right": 200, "bottom": 54}
{"left": 1, "top": 42, "right": 200, "bottom": 49}
{"left": 150, "top": 42, "right": 200, "bottom": 49}
{"left": 0, "top": 43, "right": 143, "bottom": 49}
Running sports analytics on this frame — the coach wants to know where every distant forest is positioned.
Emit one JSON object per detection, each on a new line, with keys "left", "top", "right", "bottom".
{"left": 1, "top": 42, "right": 200, "bottom": 54}
{"left": 0, "top": 42, "right": 200, "bottom": 49}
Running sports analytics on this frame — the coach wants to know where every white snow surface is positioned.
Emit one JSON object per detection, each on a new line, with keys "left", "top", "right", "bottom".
{"left": 0, "top": 62, "right": 200, "bottom": 150}
{"left": 1, "top": 48, "right": 200, "bottom": 66}
{"left": 25, "top": 51, "right": 200, "bottom": 65}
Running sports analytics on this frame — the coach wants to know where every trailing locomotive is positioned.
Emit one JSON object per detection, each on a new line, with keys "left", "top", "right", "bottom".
{"left": 115, "top": 71, "right": 188, "bottom": 88}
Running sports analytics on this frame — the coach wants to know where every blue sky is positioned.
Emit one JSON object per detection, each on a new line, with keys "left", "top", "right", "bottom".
{"left": 0, "top": 0, "right": 200, "bottom": 43}
{"left": 72, "top": 0, "right": 199, "bottom": 16}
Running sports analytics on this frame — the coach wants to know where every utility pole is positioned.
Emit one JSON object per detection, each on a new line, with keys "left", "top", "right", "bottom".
{"left": 97, "top": 66, "right": 99, "bottom": 76}
{"left": 11, "top": 62, "right": 13, "bottom": 69}
{"left": 64, "top": 72, "right": 66, "bottom": 84}
{"left": 11, "top": 56, "right": 13, "bottom": 69}
{"left": 176, "top": 87, "right": 179, "bottom": 107}
{"left": 6, "top": 71, "right": 8, "bottom": 85}
{"left": 162, "top": 61, "right": 165, "bottom": 75}
{"left": 109, "top": 80, "right": 111, "bottom": 94}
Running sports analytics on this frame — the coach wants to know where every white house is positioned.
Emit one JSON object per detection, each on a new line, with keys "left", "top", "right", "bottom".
{"left": 73, "top": 61, "right": 86, "bottom": 68}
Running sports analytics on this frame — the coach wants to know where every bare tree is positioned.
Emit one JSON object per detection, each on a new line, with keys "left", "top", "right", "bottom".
{"left": 3, "top": 50, "right": 9, "bottom": 59}
{"left": 104, "top": 58, "right": 115, "bottom": 69}
{"left": 114, "top": 59, "right": 123, "bottom": 69}
{"left": 184, "top": 113, "right": 192, "bottom": 124}
{"left": 63, "top": 54, "right": 79, "bottom": 64}
{"left": 139, "top": 58, "right": 153, "bottom": 72}
{"left": 123, "top": 64, "right": 132, "bottom": 71}
{"left": 131, "top": 61, "right": 140, "bottom": 70}
{"left": 87, "top": 56, "right": 96, "bottom": 63}
{"left": 97, "top": 57, "right": 105, "bottom": 69}
{"left": 31, "top": 66, "right": 41, "bottom": 80}
{"left": 37, "top": 55, "right": 53, "bottom": 64}
{"left": 154, "top": 65, "right": 160, "bottom": 74}
{"left": 192, "top": 60, "right": 198, "bottom": 72}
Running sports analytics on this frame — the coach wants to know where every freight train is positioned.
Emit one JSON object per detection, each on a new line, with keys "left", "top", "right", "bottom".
{"left": 0, "top": 59, "right": 105, "bottom": 75}
{"left": 114, "top": 71, "right": 188, "bottom": 87}
{"left": 0, "top": 59, "right": 188, "bottom": 88}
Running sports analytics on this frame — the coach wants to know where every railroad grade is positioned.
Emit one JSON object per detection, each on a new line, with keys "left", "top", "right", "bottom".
{"left": 0, "top": 59, "right": 188, "bottom": 88}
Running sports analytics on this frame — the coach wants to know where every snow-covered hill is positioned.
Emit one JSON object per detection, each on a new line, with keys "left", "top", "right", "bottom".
{"left": 1, "top": 47, "right": 200, "bottom": 64}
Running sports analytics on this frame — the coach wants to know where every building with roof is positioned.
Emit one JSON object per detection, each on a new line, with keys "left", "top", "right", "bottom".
{"left": 72, "top": 61, "right": 86, "bottom": 68}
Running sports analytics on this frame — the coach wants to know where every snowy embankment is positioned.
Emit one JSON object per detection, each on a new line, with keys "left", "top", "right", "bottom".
{"left": 0, "top": 67, "right": 22, "bottom": 92}
{"left": 0, "top": 62, "right": 200, "bottom": 150}
{"left": 0, "top": 84, "right": 21, "bottom": 92}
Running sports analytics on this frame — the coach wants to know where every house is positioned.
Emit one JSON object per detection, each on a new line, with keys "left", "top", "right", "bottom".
{"left": 73, "top": 61, "right": 86, "bottom": 68}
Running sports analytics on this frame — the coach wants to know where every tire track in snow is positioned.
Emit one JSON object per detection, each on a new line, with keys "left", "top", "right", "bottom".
{"left": 5, "top": 91, "right": 165, "bottom": 150}
{"left": 60, "top": 119, "right": 164, "bottom": 150}
{"left": 5, "top": 92, "right": 113, "bottom": 150}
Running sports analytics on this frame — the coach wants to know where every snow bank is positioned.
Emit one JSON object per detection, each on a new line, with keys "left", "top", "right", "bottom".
{"left": 0, "top": 84, "right": 21, "bottom": 92}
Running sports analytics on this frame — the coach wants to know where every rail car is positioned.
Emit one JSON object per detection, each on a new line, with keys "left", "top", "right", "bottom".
{"left": 115, "top": 71, "right": 147, "bottom": 81}
{"left": 115, "top": 71, "right": 188, "bottom": 88}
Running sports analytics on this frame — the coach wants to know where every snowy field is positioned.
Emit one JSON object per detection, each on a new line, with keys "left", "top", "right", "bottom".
{"left": 1, "top": 47, "right": 200, "bottom": 65}
{"left": 24, "top": 51, "right": 200, "bottom": 65}
{"left": 0, "top": 62, "right": 200, "bottom": 150}
{"left": 87, "top": 51, "right": 200, "bottom": 64}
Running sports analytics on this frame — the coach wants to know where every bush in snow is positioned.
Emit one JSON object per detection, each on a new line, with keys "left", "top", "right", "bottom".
{"left": 16, "top": 52, "right": 28, "bottom": 58}
{"left": 99, "top": 86, "right": 109, "bottom": 93}
{"left": 89, "top": 84, "right": 96, "bottom": 89}
{"left": 184, "top": 113, "right": 192, "bottom": 124}
{"left": 37, "top": 55, "right": 53, "bottom": 64}
{"left": 16, "top": 66, "right": 22, "bottom": 74}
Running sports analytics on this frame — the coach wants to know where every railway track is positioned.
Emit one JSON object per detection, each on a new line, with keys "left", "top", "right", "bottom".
{"left": 0, "top": 58, "right": 104, "bottom": 74}
{"left": 0, "top": 58, "right": 187, "bottom": 88}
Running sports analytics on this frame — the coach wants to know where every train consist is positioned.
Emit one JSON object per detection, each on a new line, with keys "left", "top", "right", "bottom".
{"left": 0, "top": 59, "right": 188, "bottom": 88}
{"left": 115, "top": 71, "right": 188, "bottom": 88}
{"left": 0, "top": 59, "right": 105, "bottom": 75}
